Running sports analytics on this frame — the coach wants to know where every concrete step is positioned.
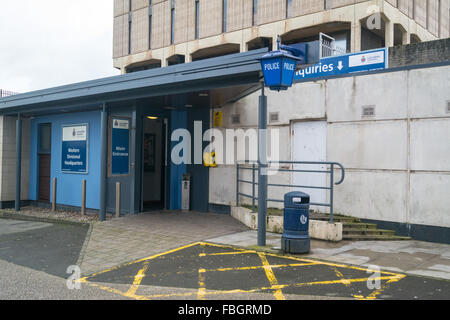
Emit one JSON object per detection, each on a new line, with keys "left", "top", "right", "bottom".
{"left": 310, "top": 215, "right": 360, "bottom": 223}
{"left": 343, "top": 228, "right": 396, "bottom": 236}
{"left": 344, "top": 222, "right": 378, "bottom": 229}
{"left": 343, "top": 234, "right": 412, "bottom": 241}
{"left": 310, "top": 213, "right": 410, "bottom": 241}
{"left": 309, "top": 212, "right": 411, "bottom": 241}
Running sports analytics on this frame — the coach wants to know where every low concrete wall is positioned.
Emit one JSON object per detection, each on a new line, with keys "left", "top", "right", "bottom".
{"left": 231, "top": 206, "right": 343, "bottom": 242}
{"left": 231, "top": 206, "right": 258, "bottom": 229}
{"left": 309, "top": 219, "right": 343, "bottom": 242}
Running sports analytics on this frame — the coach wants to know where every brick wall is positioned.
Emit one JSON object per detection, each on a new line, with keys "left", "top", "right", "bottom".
{"left": 389, "top": 38, "right": 450, "bottom": 68}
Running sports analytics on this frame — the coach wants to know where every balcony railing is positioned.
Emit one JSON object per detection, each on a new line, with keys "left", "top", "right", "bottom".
{"left": 319, "top": 32, "right": 347, "bottom": 59}
{"left": 0, "top": 89, "right": 18, "bottom": 98}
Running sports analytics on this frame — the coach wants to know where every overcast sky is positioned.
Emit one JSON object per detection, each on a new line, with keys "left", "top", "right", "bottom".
{"left": 0, "top": 0, "right": 120, "bottom": 94}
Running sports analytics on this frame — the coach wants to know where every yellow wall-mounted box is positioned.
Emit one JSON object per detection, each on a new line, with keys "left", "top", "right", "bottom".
{"left": 203, "top": 152, "right": 217, "bottom": 167}
{"left": 214, "top": 111, "right": 223, "bottom": 127}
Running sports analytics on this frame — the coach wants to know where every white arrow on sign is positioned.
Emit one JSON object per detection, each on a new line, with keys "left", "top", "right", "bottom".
{"left": 337, "top": 61, "right": 344, "bottom": 70}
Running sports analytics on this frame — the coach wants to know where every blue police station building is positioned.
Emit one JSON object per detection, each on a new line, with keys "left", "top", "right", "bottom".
{"left": 1, "top": 40, "right": 450, "bottom": 244}
{"left": 0, "top": 49, "right": 267, "bottom": 219}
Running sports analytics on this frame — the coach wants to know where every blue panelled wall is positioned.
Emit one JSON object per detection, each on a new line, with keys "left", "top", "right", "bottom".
{"left": 30, "top": 111, "right": 102, "bottom": 209}
{"left": 29, "top": 107, "right": 210, "bottom": 213}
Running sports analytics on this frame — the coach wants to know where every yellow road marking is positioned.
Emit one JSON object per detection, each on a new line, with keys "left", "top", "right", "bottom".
{"left": 82, "top": 281, "right": 149, "bottom": 300}
{"left": 79, "top": 242, "right": 407, "bottom": 301}
{"left": 80, "top": 242, "right": 203, "bottom": 282}
{"left": 199, "top": 250, "right": 255, "bottom": 257}
{"left": 140, "top": 275, "right": 405, "bottom": 300}
{"left": 333, "top": 267, "right": 351, "bottom": 287}
{"left": 258, "top": 253, "right": 285, "bottom": 300}
{"left": 353, "top": 274, "right": 406, "bottom": 300}
{"left": 205, "top": 262, "right": 318, "bottom": 273}
{"left": 200, "top": 242, "right": 404, "bottom": 279}
{"left": 139, "top": 291, "right": 198, "bottom": 299}
{"left": 199, "top": 242, "right": 250, "bottom": 250}
{"left": 263, "top": 252, "right": 403, "bottom": 277}
{"left": 83, "top": 272, "right": 403, "bottom": 301}
{"left": 126, "top": 261, "right": 150, "bottom": 296}
{"left": 198, "top": 268, "right": 207, "bottom": 300}
{"left": 281, "top": 275, "right": 402, "bottom": 290}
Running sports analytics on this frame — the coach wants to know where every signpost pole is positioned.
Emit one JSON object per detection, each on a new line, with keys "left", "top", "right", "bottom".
{"left": 257, "top": 85, "right": 267, "bottom": 247}
{"left": 257, "top": 36, "right": 305, "bottom": 246}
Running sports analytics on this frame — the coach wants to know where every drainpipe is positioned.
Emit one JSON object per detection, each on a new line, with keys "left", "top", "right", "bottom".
{"left": 15, "top": 113, "right": 22, "bottom": 211}
{"left": 99, "top": 104, "right": 108, "bottom": 221}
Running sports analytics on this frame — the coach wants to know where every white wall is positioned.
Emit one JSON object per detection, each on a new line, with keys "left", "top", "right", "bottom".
{"left": 209, "top": 64, "right": 450, "bottom": 228}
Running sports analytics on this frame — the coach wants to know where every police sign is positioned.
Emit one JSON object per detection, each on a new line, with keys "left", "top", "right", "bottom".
{"left": 260, "top": 49, "right": 302, "bottom": 91}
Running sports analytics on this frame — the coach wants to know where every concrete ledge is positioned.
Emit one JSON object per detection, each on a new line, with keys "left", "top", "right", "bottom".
{"left": 309, "top": 219, "right": 343, "bottom": 242}
{"left": 231, "top": 206, "right": 258, "bottom": 230}
{"left": 231, "top": 206, "right": 343, "bottom": 242}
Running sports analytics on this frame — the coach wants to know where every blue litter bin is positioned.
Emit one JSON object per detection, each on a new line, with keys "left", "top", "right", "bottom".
{"left": 281, "top": 191, "right": 310, "bottom": 254}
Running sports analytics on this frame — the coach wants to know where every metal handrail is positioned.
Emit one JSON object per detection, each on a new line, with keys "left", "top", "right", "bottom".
{"left": 236, "top": 160, "right": 345, "bottom": 223}
{"left": 269, "top": 160, "right": 345, "bottom": 185}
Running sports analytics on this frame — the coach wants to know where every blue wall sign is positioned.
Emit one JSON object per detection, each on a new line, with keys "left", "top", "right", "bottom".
{"left": 111, "top": 118, "right": 130, "bottom": 175}
{"left": 294, "top": 48, "right": 388, "bottom": 82}
{"left": 61, "top": 124, "right": 88, "bottom": 173}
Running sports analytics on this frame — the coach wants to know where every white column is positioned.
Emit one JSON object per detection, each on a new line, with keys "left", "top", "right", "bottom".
{"left": 403, "top": 29, "right": 411, "bottom": 45}
{"left": 385, "top": 19, "right": 394, "bottom": 48}
{"left": 351, "top": 20, "right": 362, "bottom": 52}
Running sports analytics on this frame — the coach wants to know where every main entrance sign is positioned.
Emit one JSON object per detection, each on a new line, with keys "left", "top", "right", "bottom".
{"left": 111, "top": 118, "right": 130, "bottom": 175}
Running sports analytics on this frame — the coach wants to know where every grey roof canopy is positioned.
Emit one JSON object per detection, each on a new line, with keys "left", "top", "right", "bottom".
{"left": 0, "top": 48, "right": 267, "bottom": 115}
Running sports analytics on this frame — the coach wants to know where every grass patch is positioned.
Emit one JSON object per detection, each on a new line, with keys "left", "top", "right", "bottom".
{"left": 241, "top": 204, "right": 283, "bottom": 216}
{"left": 240, "top": 205, "right": 355, "bottom": 220}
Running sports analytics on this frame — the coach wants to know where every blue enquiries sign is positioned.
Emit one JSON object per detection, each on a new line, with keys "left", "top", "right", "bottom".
{"left": 111, "top": 118, "right": 130, "bottom": 175}
{"left": 294, "top": 48, "right": 388, "bottom": 81}
{"left": 61, "top": 124, "right": 88, "bottom": 173}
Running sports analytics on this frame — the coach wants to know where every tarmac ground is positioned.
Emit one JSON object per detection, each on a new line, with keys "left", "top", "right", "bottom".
{"left": 81, "top": 241, "right": 450, "bottom": 300}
